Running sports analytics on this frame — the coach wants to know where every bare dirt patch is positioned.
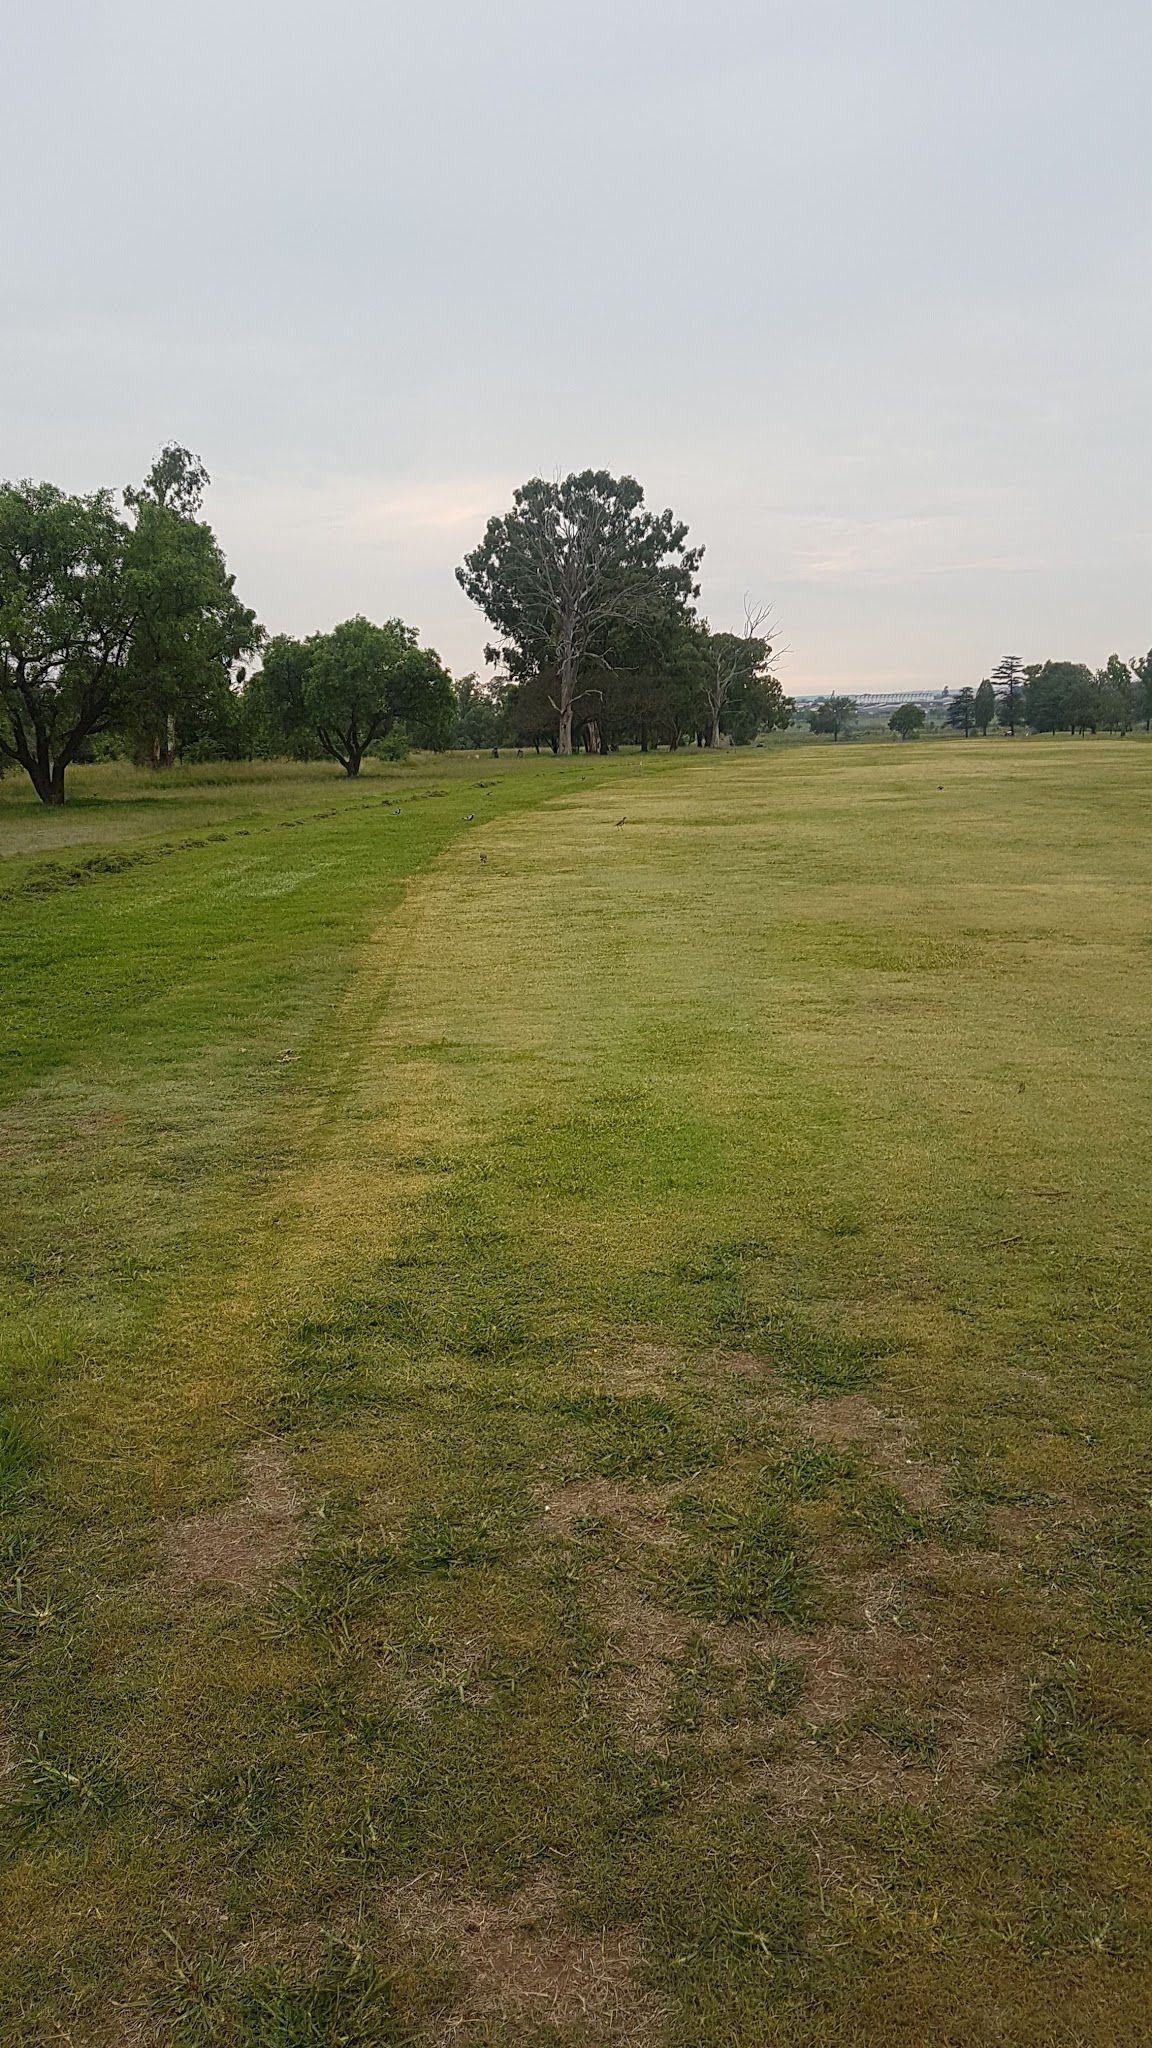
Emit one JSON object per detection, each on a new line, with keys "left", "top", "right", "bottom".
{"left": 574, "top": 1338, "right": 687, "bottom": 1397}
{"left": 693, "top": 1533, "right": 1024, "bottom": 1817}
{"left": 162, "top": 1442, "right": 302, "bottom": 1598}
{"left": 539, "top": 1479, "right": 692, "bottom": 1745}
{"left": 622, "top": 1341, "right": 686, "bottom": 1387}
{"left": 392, "top": 1871, "right": 666, "bottom": 2045}
{"left": 593, "top": 1341, "right": 688, "bottom": 1395}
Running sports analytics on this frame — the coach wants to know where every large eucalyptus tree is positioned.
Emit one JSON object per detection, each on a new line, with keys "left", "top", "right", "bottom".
{"left": 457, "top": 471, "right": 702, "bottom": 756}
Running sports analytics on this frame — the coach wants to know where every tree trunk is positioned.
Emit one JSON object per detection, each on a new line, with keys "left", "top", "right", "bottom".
{"left": 709, "top": 708, "right": 721, "bottom": 747}
{"left": 32, "top": 760, "right": 67, "bottom": 805}
{"left": 145, "top": 713, "right": 178, "bottom": 770}
{"left": 344, "top": 750, "right": 362, "bottom": 777}
{"left": 557, "top": 632, "right": 575, "bottom": 756}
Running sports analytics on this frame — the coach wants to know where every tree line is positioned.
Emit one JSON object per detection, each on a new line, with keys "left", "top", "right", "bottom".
{"left": 4, "top": 453, "right": 1149, "bottom": 804}
{"left": 808, "top": 652, "right": 1152, "bottom": 745}
{"left": 944, "top": 655, "right": 1152, "bottom": 737}
{"left": 1, "top": 458, "right": 792, "bottom": 801}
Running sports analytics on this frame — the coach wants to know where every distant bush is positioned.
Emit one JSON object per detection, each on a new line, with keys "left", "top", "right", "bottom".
{"left": 888, "top": 703, "right": 926, "bottom": 739}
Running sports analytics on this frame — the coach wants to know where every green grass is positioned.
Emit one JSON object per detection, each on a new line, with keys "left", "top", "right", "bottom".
{"left": 1, "top": 740, "right": 1150, "bottom": 2044}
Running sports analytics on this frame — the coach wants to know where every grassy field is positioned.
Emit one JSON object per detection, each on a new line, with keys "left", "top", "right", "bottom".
{"left": 1, "top": 741, "right": 1149, "bottom": 2045}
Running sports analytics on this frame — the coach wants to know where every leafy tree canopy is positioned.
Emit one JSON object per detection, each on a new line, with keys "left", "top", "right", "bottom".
{"left": 1133, "top": 648, "right": 1152, "bottom": 730}
{"left": 123, "top": 446, "right": 259, "bottom": 768}
{"left": 696, "top": 615, "right": 789, "bottom": 745}
{"left": 451, "top": 672, "right": 508, "bottom": 750}
{"left": 0, "top": 449, "right": 258, "bottom": 802}
{"left": 993, "top": 653, "right": 1026, "bottom": 734}
{"left": 258, "top": 615, "right": 453, "bottom": 775}
{"left": 0, "top": 481, "right": 137, "bottom": 804}
{"left": 1095, "top": 654, "right": 1137, "bottom": 733}
{"left": 1024, "top": 662, "right": 1096, "bottom": 733}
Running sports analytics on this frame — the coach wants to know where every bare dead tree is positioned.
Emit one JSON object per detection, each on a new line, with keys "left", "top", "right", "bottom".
{"left": 703, "top": 598, "right": 775, "bottom": 747}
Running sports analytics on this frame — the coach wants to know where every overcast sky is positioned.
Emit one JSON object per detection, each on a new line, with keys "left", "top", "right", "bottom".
{"left": 5, "top": 0, "right": 1150, "bottom": 693}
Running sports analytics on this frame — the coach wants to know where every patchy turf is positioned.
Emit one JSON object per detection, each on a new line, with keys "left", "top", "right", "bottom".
{"left": 1, "top": 740, "right": 1150, "bottom": 2044}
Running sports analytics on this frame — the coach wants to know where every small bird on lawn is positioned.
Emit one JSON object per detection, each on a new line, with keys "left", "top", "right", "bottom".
{"left": 466, "top": 812, "right": 474, "bottom": 820}
{"left": 479, "top": 853, "right": 488, "bottom": 864}
{"left": 615, "top": 816, "right": 626, "bottom": 827}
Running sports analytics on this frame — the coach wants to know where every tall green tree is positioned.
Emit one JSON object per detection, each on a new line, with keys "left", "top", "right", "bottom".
{"left": 457, "top": 472, "right": 702, "bottom": 756}
{"left": 992, "top": 653, "right": 1026, "bottom": 735}
{"left": 124, "top": 446, "right": 259, "bottom": 769}
{"left": 1067, "top": 669, "right": 1101, "bottom": 734}
{"left": 974, "top": 677, "right": 997, "bottom": 735}
{"left": 1096, "top": 653, "right": 1136, "bottom": 733}
{"left": 0, "top": 482, "right": 136, "bottom": 805}
{"left": 259, "top": 616, "right": 453, "bottom": 775}
{"left": 1133, "top": 648, "right": 1152, "bottom": 731}
{"left": 593, "top": 606, "right": 706, "bottom": 751}
{"left": 1023, "top": 662, "right": 1095, "bottom": 733}
{"left": 0, "top": 450, "right": 259, "bottom": 800}
{"left": 699, "top": 607, "right": 767, "bottom": 748}
{"left": 948, "top": 686, "right": 976, "bottom": 736}
{"left": 502, "top": 670, "right": 561, "bottom": 753}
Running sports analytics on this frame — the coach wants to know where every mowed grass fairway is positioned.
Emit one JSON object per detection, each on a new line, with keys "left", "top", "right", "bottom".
{"left": 1, "top": 742, "right": 1150, "bottom": 2045}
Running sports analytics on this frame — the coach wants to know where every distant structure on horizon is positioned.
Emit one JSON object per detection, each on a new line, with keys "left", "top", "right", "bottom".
{"left": 791, "top": 688, "right": 953, "bottom": 714}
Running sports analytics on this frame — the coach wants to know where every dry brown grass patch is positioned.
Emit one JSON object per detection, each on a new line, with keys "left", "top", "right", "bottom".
{"left": 392, "top": 1872, "right": 666, "bottom": 2045}
{"left": 710, "top": 1352, "right": 952, "bottom": 1513}
{"left": 540, "top": 1477, "right": 678, "bottom": 1548}
{"left": 161, "top": 1442, "right": 302, "bottom": 1599}
{"left": 598, "top": 1584, "right": 697, "bottom": 1746}
{"left": 753, "top": 1616, "right": 935, "bottom": 1723}
{"left": 392, "top": 1636, "right": 498, "bottom": 1720}
{"left": 800, "top": 1393, "right": 951, "bottom": 1513}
